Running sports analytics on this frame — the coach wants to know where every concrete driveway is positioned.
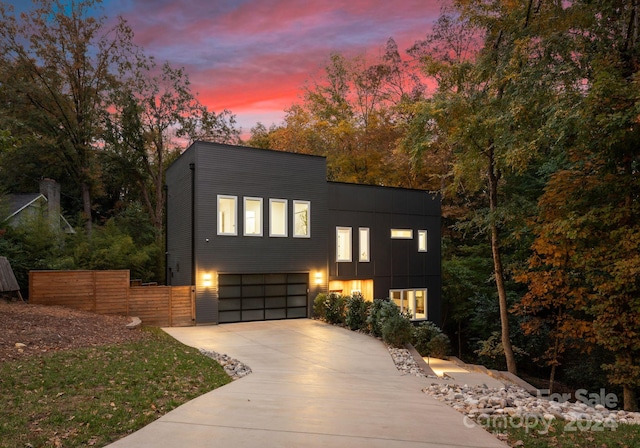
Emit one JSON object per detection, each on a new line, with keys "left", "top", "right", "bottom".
{"left": 107, "top": 319, "right": 506, "bottom": 447}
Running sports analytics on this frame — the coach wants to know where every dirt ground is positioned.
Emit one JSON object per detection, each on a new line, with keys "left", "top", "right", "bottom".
{"left": 0, "top": 300, "right": 152, "bottom": 363}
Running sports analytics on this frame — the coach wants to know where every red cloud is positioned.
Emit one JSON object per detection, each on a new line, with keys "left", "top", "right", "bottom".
{"left": 102, "top": 0, "right": 444, "bottom": 132}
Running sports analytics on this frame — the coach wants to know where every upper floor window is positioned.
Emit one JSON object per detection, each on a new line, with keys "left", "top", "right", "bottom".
{"left": 391, "top": 229, "right": 413, "bottom": 239}
{"left": 244, "top": 197, "right": 263, "bottom": 236}
{"left": 418, "top": 230, "right": 427, "bottom": 252}
{"left": 359, "top": 227, "right": 370, "bottom": 262}
{"left": 269, "top": 199, "right": 288, "bottom": 237}
{"left": 217, "top": 195, "right": 237, "bottom": 236}
{"left": 336, "top": 227, "right": 352, "bottom": 262}
{"left": 293, "top": 201, "right": 310, "bottom": 238}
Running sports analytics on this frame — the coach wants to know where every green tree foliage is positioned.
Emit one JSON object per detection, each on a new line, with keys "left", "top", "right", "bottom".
{"left": 0, "top": 202, "right": 161, "bottom": 293}
{"left": 0, "top": 213, "right": 71, "bottom": 289}
{"left": 0, "top": 1, "right": 238, "bottom": 286}
{"left": 0, "top": 0, "right": 137, "bottom": 234}
{"left": 512, "top": 0, "right": 640, "bottom": 410}
{"left": 103, "top": 59, "right": 240, "bottom": 241}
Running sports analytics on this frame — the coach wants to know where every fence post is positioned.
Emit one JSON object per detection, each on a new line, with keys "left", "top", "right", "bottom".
{"left": 92, "top": 271, "right": 97, "bottom": 313}
{"left": 191, "top": 286, "right": 196, "bottom": 324}
{"left": 169, "top": 286, "right": 173, "bottom": 327}
{"left": 126, "top": 271, "right": 130, "bottom": 318}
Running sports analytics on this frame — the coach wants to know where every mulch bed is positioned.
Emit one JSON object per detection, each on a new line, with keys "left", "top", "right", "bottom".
{"left": 0, "top": 301, "right": 152, "bottom": 363}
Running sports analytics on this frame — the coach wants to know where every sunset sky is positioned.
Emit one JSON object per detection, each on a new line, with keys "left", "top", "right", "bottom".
{"left": 11, "top": 0, "right": 445, "bottom": 136}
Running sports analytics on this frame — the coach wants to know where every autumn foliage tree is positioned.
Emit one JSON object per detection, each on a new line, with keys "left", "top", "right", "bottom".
{"left": 513, "top": 0, "right": 640, "bottom": 410}
{"left": 248, "top": 41, "right": 435, "bottom": 189}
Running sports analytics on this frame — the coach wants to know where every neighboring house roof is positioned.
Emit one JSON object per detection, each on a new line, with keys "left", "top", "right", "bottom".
{"left": 5, "top": 193, "right": 46, "bottom": 220}
{"left": 3, "top": 193, "right": 75, "bottom": 233}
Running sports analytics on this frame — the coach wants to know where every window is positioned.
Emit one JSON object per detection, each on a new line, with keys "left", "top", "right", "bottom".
{"left": 359, "top": 227, "right": 370, "bottom": 262}
{"left": 418, "top": 230, "right": 427, "bottom": 252}
{"left": 244, "top": 197, "right": 263, "bottom": 236}
{"left": 218, "top": 195, "right": 237, "bottom": 235}
{"left": 293, "top": 201, "right": 310, "bottom": 238}
{"left": 269, "top": 199, "right": 287, "bottom": 237}
{"left": 390, "top": 289, "right": 427, "bottom": 320}
{"left": 415, "top": 290, "right": 426, "bottom": 319}
{"left": 391, "top": 229, "right": 413, "bottom": 239}
{"left": 336, "top": 227, "right": 352, "bottom": 262}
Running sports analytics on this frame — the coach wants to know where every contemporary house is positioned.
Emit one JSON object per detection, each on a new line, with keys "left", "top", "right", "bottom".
{"left": 165, "top": 141, "right": 440, "bottom": 325}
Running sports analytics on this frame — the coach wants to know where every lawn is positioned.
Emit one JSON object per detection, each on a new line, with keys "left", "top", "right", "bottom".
{"left": 0, "top": 328, "right": 231, "bottom": 447}
{"left": 482, "top": 416, "right": 640, "bottom": 448}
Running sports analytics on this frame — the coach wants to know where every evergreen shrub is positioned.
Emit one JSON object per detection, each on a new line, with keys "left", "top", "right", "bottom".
{"left": 382, "top": 313, "right": 413, "bottom": 347}
{"left": 345, "top": 293, "right": 370, "bottom": 331}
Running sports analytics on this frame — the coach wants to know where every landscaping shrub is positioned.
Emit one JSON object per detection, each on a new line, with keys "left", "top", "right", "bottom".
{"left": 324, "top": 293, "right": 346, "bottom": 325}
{"left": 412, "top": 321, "right": 450, "bottom": 357}
{"left": 345, "top": 293, "right": 370, "bottom": 331}
{"left": 427, "top": 333, "right": 451, "bottom": 358}
{"left": 382, "top": 313, "right": 413, "bottom": 347}
{"left": 313, "top": 293, "right": 327, "bottom": 319}
{"left": 367, "top": 298, "right": 400, "bottom": 337}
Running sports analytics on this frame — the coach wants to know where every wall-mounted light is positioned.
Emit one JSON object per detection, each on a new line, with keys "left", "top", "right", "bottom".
{"left": 314, "top": 271, "right": 323, "bottom": 285}
{"left": 202, "top": 273, "right": 212, "bottom": 288}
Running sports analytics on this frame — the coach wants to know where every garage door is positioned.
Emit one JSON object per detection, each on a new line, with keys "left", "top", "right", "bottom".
{"left": 218, "top": 273, "right": 309, "bottom": 323}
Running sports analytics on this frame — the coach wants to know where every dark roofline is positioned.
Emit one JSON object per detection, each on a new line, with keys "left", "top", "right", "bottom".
{"left": 192, "top": 140, "right": 327, "bottom": 160}
{"left": 327, "top": 180, "right": 441, "bottom": 196}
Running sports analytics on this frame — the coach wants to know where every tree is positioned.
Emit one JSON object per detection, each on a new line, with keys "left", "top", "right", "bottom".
{"left": 0, "top": 0, "right": 136, "bottom": 234}
{"left": 507, "top": 0, "right": 640, "bottom": 409}
{"left": 514, "top": 170, "right": 594, "bottom": 393}
{"left": 249, "top": 43, "right": 432, "bottom": 188}
{"left": 409, "top": 1, "right": 583, "bottom": 374}
{"left": 103, "top": 59, "right": 240, "bottom": 241}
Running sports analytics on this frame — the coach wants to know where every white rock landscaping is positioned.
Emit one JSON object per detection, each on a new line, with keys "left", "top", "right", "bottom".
{"left": 422, "top": 383, "right": 640, "bottom": 430}
{"left": 386, "top": 346, "right": 640, "bottom": 429}
{"left": 200, "top": 349, "right": 252, "bottom": 380}
{"left": 387, "top": 346, "right": 438, "bottom": 378}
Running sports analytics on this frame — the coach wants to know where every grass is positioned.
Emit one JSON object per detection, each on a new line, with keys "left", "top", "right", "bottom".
{"left": 0, "top": 328, "right": 231, "bottom": 448}
{"left": 480, "top": 416, "right": 640, "bottom": 447}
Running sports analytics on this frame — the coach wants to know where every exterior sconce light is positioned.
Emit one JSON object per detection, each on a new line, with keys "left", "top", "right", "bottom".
{"left": 314, "top": 271, "right": 323, "bottom": 285}
{"left": 202, "top": 273, "right": 212, "bottom": 288}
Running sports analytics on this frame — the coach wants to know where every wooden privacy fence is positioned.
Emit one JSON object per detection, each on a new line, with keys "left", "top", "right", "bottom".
{"left": 29, "top": 270, "right": 195, "bottom": 327}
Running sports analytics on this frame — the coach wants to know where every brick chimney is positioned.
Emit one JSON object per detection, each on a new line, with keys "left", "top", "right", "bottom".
{"left": 39, "top": 178, "right": 61, "bottom": 231}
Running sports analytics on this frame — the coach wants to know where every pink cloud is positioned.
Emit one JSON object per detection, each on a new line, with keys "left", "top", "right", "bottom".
{"left": 104, "top": 0, "right": 445, "bottom": 132}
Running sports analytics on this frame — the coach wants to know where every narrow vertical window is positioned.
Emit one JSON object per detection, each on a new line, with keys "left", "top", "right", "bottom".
{"left": 217, "top": 195, "right": 237, "bottom": 236}
{"left": 418, "top": 230, "right": 427, "bottom": 252}
{"left": 336, "top": 227, "right": 352, "bottom": 262}
{"left": 269, "top": 199, "right": 287, "bottom": 237}
{"left": 415, "top": 290, "right": 427, "bottom": 319}
{"left": 293, "top": 200, "right": 310, "bottom": 238}
{"left": 390, "top": 290, "right": 402, "bottom": 309}
{"left": 244, "top": 197, "right": 263, "bottom": 236}
{"left": 359, "top": 227, "right": 370, "bottom": 262}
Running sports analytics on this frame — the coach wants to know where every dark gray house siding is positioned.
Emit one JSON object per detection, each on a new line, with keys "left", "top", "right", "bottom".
{"left": 166, "top": 141, "right": 328, "bottom": 324}
{"left": 165, "top": 147, "right": 195, "bottom": 288}
{"left": 327, "top": 182, "right": 441, "bottom": 325}
{"left": 166, "top": 141, "right": 441, "bottom": 325}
